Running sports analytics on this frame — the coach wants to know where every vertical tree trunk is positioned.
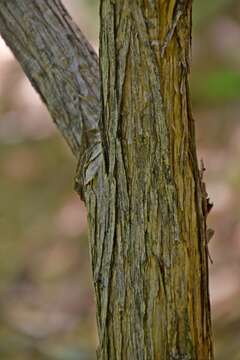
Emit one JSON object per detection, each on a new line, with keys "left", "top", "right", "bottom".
{"left": 76, "top": 1, "right": 213, "bottom": 359}
{"left": 0, "top": 0, "right": 214, "bottom": 358}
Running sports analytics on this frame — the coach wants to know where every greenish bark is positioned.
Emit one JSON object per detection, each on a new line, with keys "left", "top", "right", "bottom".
{"left": 77, "top": 1, "right": 214, "bottom": 359}
{"left": 0, "top": 0, "right": 214, "bottom": 359}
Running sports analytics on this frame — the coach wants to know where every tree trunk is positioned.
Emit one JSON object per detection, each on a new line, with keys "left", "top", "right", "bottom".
{"left": 78, "top": 1, "right": 213, "bottom": 358}
{"left": 0, "top": 1, "right": 214, "bottom": 359}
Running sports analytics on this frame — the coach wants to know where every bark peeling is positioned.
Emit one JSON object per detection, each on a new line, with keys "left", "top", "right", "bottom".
{"left": 0, "top": 1, "right": 214, "bottom": 359}
{"left": 78, "top": 1, "right": 214, "bottom": 359}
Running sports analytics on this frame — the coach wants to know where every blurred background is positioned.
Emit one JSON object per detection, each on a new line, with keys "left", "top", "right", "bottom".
{"left": 0, "top": 0, "right": 239, "bottom": 359}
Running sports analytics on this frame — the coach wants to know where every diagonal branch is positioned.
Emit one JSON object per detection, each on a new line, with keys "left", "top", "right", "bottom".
{"left": 0, "top": 0, "right": 102, "bottom": 176}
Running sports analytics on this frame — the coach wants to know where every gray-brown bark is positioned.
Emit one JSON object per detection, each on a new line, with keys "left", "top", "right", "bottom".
{"left": 0, "top": 0, "right": 102, "bottom": 184}
{"left": 78, "top": 1, "right": 214, "bottom": 358}
{"left": 0, "top": 0, "right": 214, "bottom": 359}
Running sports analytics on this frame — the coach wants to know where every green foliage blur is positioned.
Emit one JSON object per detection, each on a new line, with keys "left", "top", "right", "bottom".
{"left": 0, "top": 0, "right": 240, "bottom": 359}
